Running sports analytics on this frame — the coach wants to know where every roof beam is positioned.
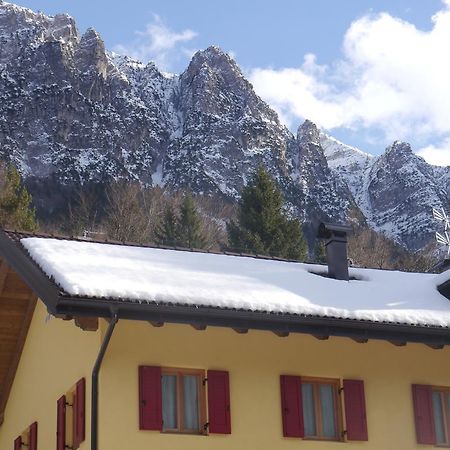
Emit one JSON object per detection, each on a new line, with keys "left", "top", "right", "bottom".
{"left": 427, "top": 343, "right": 444, "bottom": 350}
{"left": 313, "top": 334, "right": 329, "bottom": 340}
{"left": 74, "top": 316, "right": 99, "bottom": 332}
{"left": 352, "top": 337, "right": 368, "bottom": 344}
{"left": 233, "top": 328, "right": 248, "bottom": 334}
{"left": 389, "top": 340, "right": 407, "bottom": 347}
{"left": 273, "top": 331, "right": 289, "bottom": 337}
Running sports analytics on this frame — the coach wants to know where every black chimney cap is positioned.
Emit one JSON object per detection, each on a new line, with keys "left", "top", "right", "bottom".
{"left": 317, "top": 222, "right": 352, "bottom": 239}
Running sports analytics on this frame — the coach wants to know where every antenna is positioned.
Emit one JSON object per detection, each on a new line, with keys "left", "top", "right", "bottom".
{"left": 433, "top": 207, "right": 450, "bottom": 257}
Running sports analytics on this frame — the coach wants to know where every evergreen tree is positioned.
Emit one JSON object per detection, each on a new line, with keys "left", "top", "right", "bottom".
{"left": 227, "top": 166, "right": 307, "bottom": 260}
{"left": 177, "top": 194, "right": 206, "bottom": 248}
{"left": 313, "top": 239, "right": 327, "bottom": 263}
{"left": 155, "top": 194, "right": 208, "bottom": 249}
{"left": 155, "top": 204, "right": 180, "bottom": 247}
{"left": 0, "top": 164, "right": 37, "bottom": 231}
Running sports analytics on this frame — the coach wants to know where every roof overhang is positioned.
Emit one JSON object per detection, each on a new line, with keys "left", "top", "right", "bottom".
{"left": 1, "top": 229, "right": 450, "bottom": 348}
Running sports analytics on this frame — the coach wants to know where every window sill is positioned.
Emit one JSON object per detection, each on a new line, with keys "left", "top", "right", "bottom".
{"left": 161, "top": 430, "right": 208, "bottom": 436}
{"left": 303, "top": 436, "right": 343, "bottom": 442}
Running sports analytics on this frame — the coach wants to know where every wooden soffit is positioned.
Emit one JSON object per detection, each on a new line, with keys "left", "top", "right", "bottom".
{"left": 0, "top": 258, "right": 37, "bottom": 425}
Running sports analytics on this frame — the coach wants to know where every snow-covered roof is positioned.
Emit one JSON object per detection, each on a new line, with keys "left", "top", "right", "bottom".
{"left": 20, "top": 237, "right": 450, "bottom": 329}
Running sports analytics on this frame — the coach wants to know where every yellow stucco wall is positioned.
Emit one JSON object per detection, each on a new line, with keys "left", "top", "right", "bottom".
{"left": 99, "top": 320, "right": 450, "bottom": 450}
{"left": 2, "top": 307, "right": 450, "bottom": 450}
{"left": 0, "top": 300, "right": 100, "bottom": 450}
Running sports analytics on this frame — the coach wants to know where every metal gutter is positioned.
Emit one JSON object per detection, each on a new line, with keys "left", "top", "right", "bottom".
{"left": 91, "top": 310, "right": 118, "bottom": 450}
{"left": 57, "top": 297, "right": 450, "bottom": 347}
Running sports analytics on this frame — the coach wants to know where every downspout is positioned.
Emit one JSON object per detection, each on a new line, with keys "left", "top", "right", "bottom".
{"left": 91, "top": 311, "right": 118, "bottom": 450}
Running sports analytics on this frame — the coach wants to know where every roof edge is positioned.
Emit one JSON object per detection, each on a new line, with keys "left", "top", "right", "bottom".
{"left": 55, "top": 296, "right": 450, "bottom": 347}
{"left": 0, "top": 230, "right": 60, "bottom": 311}
{"left": 2, "top": 229, "right": 450, "bottom": 346}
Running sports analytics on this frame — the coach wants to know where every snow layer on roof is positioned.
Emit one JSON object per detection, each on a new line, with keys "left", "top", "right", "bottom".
{"left": 21, "top": 237, "right": 450, "bottom": 328}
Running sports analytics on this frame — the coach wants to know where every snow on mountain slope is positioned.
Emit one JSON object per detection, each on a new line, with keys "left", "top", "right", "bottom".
{"left": 321, "top": 133, "right": 450, "bottom": 250}
{"left": 0, "top": 1, "right": 449, "bottom": 251}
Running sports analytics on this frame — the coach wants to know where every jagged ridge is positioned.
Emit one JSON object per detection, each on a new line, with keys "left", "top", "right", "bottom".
{"left": 0, "top": 1, "right": 449, "bottom": 251}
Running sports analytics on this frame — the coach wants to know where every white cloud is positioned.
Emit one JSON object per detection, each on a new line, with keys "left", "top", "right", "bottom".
{"left": 113, "top": 14, "right": 197, "bottom": 71}
{"left": 417, "top": 139, "right": 450, "bottom": 167}
{"left": 249, "top": 1, "right": 450, "bottom": 147}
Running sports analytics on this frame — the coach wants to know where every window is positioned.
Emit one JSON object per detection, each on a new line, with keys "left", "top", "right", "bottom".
{"left": 161, "top": 368, "right": 206, "bottom": 434}
{"left": 139, "top": 366, "right": 231, "bottom": 434}
{"left": 432, "top": 387, "right": 450, "bottom": 446}
{"left": 280, "top": 375, "right": 367, "bottom": 442}
{"left": 413, "top": 384, "right": 450, "bottom": 447}
{"left": 56, "top": 378, "right": 86, "bottom": 450}
{"left": 14, "top": 422, "right": 37, "bottom": 450}
{"left": 301, "top": 377, "right": 342, "bottom": 440}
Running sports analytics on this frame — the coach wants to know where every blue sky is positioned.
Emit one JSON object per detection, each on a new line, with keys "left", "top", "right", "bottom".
{"left": 14, "top": 1, "right": 450, "bottom": 164}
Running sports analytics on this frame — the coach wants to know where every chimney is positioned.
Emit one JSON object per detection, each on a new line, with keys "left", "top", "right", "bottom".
{"left": 317, "top": 222, "right": 352, "bottom": 281}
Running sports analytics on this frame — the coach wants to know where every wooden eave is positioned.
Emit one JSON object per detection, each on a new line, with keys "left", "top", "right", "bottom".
{"left": 0, "top": 257, "right": 36, "bottom": 425}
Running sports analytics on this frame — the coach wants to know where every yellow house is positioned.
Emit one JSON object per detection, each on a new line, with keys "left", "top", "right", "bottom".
{"left": 0, "top": 226, "right": 450, "bottom": 450}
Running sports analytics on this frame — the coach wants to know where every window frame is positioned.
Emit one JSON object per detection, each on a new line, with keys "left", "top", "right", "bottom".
{"left": 161, "top": 367, "right": 207, "bottom": 435}
{"left": 432, "top": 385, "right": 450, "bottom": 447}
{"left": 301, "top": 376, "right": 344, "bottom": 442}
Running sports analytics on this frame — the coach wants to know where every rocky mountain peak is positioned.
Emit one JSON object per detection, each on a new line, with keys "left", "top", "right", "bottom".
{"left": 190, "top": 46, "right": 237, "bottom": 70}
{"left": 75, "top": 27, "right": 108, "bottom": 78}
{"left": 297, "top": 119, "right": 320, "bottom": 145}
{"left": 45, "top": 13, "right": 78, "bottom": 46}
{"left": 180, "top": 46, "right": 279, "bottom": 124}
{"left": 384, "top": 140, "right": 412, "bottom": 156}
{"left": 183, "top": 46, "right": 245, "bottom": 94}
{"left": 0, "top": 1, "right": 449, "bottom": 252}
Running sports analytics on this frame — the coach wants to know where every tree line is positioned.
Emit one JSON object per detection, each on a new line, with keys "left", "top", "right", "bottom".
{"left": 0, "top": 162, "right": 438, "bottom": 271}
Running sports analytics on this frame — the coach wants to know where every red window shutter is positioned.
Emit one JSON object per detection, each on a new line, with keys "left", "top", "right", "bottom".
{"left": 412, "top": 384, "right": 436, "bottom": 445}
{"left": 14, "top": 436, "right": 22, "bottom": 450}
{"left": 73, "top": 378, "right": 86, "bottom": 448}
{"left": 280, "top": 375, "right": 304, "bottom": 438}
{"left": 343, "top": 379, "right": 368, "bottom": 441}
{"left": 29, "top": 422, "right": 38, "bottom": 450}
{"left": 207, "top": 370, "right": 231, "bottom": 434}
{"left": 57, "top": 395, "right": 66, "bottom": 450}
{"left": 139, "top": 366, "right": 162, "bottom": 430}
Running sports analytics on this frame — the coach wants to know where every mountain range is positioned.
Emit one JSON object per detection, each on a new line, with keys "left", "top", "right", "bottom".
{"left": 0, "top": 1, "right": 449, "bottom": 251}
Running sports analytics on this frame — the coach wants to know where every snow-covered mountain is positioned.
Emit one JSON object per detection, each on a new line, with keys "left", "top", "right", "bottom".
{"left": 0, "top": 2, "right": 449, "bottom": 250}
{"left": 321, "top": 134, "right": 450, "bottom": 250}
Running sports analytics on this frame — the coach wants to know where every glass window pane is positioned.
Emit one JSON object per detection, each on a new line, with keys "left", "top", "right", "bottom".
{"left": 183, "top": 375, "right": 199, "bottom": 430}
{"left": 432, "top": 391, "right": 446, "bottom": 444}
{"left": 162, "top": 375, "right": 177, "bottom": 429}
{"left": 302, "top": 383, "right": 316, "bottom": 437}
{"left": 320, "top": 384, "right": 337, "bottom": 438}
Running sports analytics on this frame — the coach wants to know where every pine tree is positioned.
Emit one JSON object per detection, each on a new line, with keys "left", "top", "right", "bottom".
{"left": 227, "top": 166, "right": 307, "bottom": 260}
{"left": 177, "top": 194, "right": 206, "bottom": 248}
{"left": 155, "top": 204, "right": 180, "bottom": 247}
{"left": 0, "top": 164, "right": 37, "bottom": 231}
{"left": 313, "top": 239, "right": 327, "bottom": 263}
{"left": 155, "top": 194, "right": 208, "bottom": 249}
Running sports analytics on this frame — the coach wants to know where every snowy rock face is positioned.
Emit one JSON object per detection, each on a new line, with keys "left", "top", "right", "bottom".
{"left": 286, "top": 121, "right": 355, "bottom": 230}
{"left": 322, "top": 135, "right": 450, "bottom": 250}
{"left": 0, "top": 2, "right": 449, "bottom": 250}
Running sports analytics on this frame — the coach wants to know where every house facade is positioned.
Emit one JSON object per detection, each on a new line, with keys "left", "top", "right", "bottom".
{"left": 1, "top": 228, "right": 450, "bottom": 450}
